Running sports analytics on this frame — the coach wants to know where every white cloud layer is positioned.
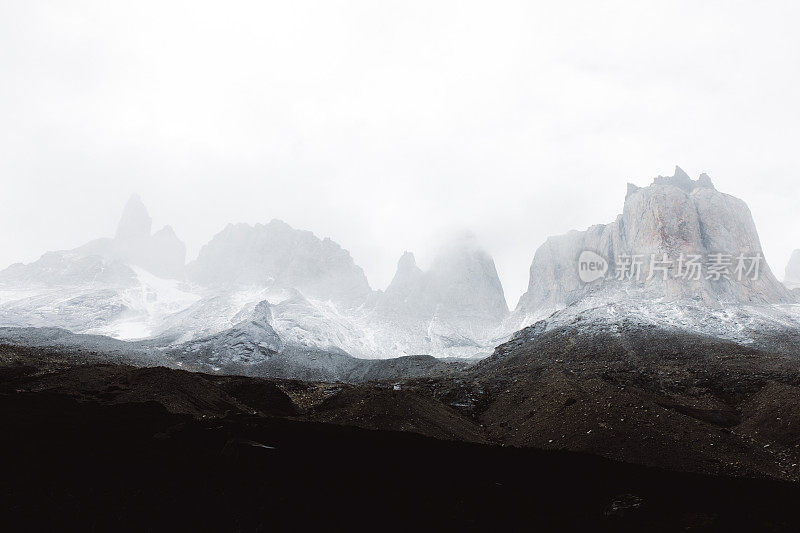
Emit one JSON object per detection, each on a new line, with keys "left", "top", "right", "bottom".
{"left": 2, "top": 0, "right": 799, "bottom": 307}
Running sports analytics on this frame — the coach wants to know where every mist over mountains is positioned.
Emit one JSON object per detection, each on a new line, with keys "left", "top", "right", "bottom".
{"left": 0, "top": 193, "right": 510, "bottom": 360}
{"left": 1, "top": 167, "right": 799, "bottom": 369}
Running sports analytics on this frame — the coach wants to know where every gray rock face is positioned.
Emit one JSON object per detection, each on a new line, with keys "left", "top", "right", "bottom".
{"left": 380, "top": 252, "right": 425, "bottom": 313}
{"left": 187, "top": 220, "right": 372, "bottom": 309}
{"left": 424, "top": 238, "right": 509, "bottom": 329}
{"left": 368, "top": 236, "right": 509, "bottom": 355}
{"left": 512, "top": 167, "right": 792, "bottom": 329}
{"left": 380, "top": 241, "right": 508, "bottom": 325}
{"left": 785, "top": 250, "right": 800, "bottom": 290}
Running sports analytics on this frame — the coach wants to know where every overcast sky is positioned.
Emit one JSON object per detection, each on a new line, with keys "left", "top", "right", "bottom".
{"left": 2, "top": 0, "right": 799, "bottom": 307}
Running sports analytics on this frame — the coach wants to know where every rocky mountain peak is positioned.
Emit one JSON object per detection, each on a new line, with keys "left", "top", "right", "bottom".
{"left": 115, "top": 194, "right": 152, "bottom": 242}
{"left": 373, "top": 235, "right": 509, "bottom": 353}
{"left": 426, "top": 236, "right": 509, "bottom": 321}
{"left": 111, "top": 195, "right": 186, "bottom": 279}
{"left": 187, "top": 220, "right": 372, "bottom": 308}
{"left": 697, "top": 172, "right": 716, "bottom": 190}
{"left": 649, "top": 166, "right": 716, "bottom": 194}
{"left": 153, "top": 225, "right": 177, "bottom": 238}
{"left": 512, "top": 168, "right": 792, "bottom": 329}
{"left": 383, "top": 252, "right": 424, "bottom": 299}
{"left": 397, "top": 251, "right": 418, "bottom": 272}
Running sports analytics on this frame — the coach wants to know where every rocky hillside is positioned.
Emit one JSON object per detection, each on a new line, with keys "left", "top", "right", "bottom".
{"left": 4, "top": 341, "right": 800, "bottom": 532}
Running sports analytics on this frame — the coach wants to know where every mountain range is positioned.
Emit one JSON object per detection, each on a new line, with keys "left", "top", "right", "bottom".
{"left": 6, "top": 169, "right": 800, "bottom": 530}
{"left": 1, "top": 166, "right": 799, "bottom": 375}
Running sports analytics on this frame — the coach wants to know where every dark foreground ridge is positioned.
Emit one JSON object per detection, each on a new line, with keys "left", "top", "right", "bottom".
{"left": 3, "top": 383, "right": 800, "bottom": 531}
{"left": 3, "top": 344, "right": 800, "bottom": 531}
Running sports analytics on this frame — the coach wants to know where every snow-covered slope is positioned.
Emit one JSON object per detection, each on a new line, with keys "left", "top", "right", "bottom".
{"left": 497, "top": 297, "right": 800, "bottom": 368}
{"left": 0, "top": 266, "right": 199, "bottom": 339}
{"left": 0, "top": 196, "right": 195, "bottom": 339}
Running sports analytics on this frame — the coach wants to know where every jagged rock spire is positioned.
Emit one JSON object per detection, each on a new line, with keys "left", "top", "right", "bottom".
{"left": 673, "top": 165, "right": 691, "bottom": 180}
{"left": 115, "top": 194, "right": 152, "bottom": 242}
{"left": 114, "top": 194, "right": 186, "bottom": 279}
